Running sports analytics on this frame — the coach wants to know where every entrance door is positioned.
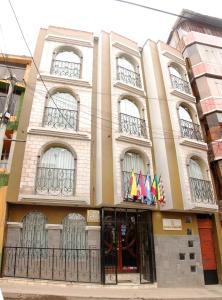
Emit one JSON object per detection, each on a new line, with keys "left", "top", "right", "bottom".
{"left": 117, "top": 215, "right": 138, "bottom": 273}
{"left": 198, "top": 217, "right": 218, "bottom": 285}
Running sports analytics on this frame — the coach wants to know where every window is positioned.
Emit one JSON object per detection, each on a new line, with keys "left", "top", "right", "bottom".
{"left": 60, "top": 213, "right": 87, "bottom": 249}
{"left": 122, "top": 151, "right": 147, "bottom": 201}
{"left": 51, "top": 48, "right": 81, "bottom": 79}
{"left": 169, "top": 64, "right": 191, "bottom": 94}
{"left": 36, "top": 147, "right": 75, "bottom": 196}
{"left": 119, "top": 99, "right": 147, "bottom": 138}
{"left": 189, "top": 158, "right": 203, "bottom": 180}
{"left": 116, "top": 56, "right": 141, "bottom": 88}
{"left": 21, "top": 212, "right": 47, "bottom": 248}
{"left": 43, "top": 91, "right": 78, "bottom": 130}
{"left": 179, "top": 105, "right": 202, "bottom": 141}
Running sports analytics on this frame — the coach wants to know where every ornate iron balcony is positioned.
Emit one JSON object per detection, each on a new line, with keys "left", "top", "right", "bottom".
{"left": 43, "top": 107, "right": 78, "bottom": 130}
{"left": 189, "top": 177, "right": 215, "bottom": 204}
{"left": 36, "top": 167, "right": 75, "bottom": 196}
{"left": 180, "top": 119, "right": 203, "bottom": 141}
{"left": 170, "top": 74, "right": 191, "bottom": 94}
{"left": 117, "top": 66, "right": 142, "bottom": 88}
{"left": 122, "top": 171, "right": 146, "bottom": 203}
{"left": 51, "top": 60, "right": 81, "bottom": 79}
{"left": 120, "top": 113, "right": 147, "bottom": 138}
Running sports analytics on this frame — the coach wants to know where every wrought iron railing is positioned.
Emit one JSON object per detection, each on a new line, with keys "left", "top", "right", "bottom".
{"left": 35, "top": 167, "right": 75, "bottom": 196}
{"left": 170, "top": 74, "right": 191, "bottom": 94}
{"left": 2, "top": 247, "right": 101, "bottom": 283}
{"left": 51, "top": 60, "right": 81, "bottom": 79}
{"left": 43, "top": 107, "right": 78, "bottom": 130}
{"left": 122, "top": 171, "right": 146, "bottom": 203}
{"left": 119, "top": 113, "right": 147, "bottom": 138}
{"left": 189, "top": 177, "right": 215, "bottom": 204}
{"left": 180, "top": 119, "right": 203, "bottom": 141}
{"left": 117, "top": 66, "right": 142, "bottom": 88}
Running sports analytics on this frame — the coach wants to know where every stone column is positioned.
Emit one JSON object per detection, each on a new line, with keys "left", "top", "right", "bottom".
{"left": 45, "top": 224, "right": 63, "bottom": 248}
{"left": 6, "top": 222, "right": 23, "bottom": 246}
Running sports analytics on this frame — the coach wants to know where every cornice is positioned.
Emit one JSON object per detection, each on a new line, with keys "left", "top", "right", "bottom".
{"left": 7, "top": 222, "right": 23, "bottom": 229}
{"left": 116, "top": 134, "right": 152, "bottom": 148}
{"left": 28, "top": 127, "right": 91, "bottom": 141}
{"left": 113, "top": 81, "right": 146, "bottom": 97}
{"left": 38, "top": 74, "right": 92, "bottom": 88}
{"left": 45, "top": 34, "right": 93, "bottom": 48}
{"left": 162, "top": 50, "right": 185, "bottom": 66}
{"left": 179, "top": 138, "right": 208, "bottom": 151}
{"left": 170, "top": 89, "right": 196, "bottom": 103}
{"left": 112, "top": 42, "right": 140, "bottom": 58}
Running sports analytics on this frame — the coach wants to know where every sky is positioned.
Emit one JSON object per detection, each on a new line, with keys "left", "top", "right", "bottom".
{"left": 1, "top": 0, "right": 222, "bottom": 57}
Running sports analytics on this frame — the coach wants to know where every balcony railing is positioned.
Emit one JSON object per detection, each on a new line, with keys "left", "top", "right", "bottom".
{"left": 120, "top": 113, "right": 147, "bottom": 138}
{"left": 170, "top": 74, "right": 191, "bottom": 94}
{"left": 51, "top": 60, "right": 81, "bottom": 79}
{"left": 117, "top": 66, "right": 142, "bottom": 88}
{"left": 43, "top": 107, "right": 78, "bottom": 130}
{"left": 2, "top": 247, "right": 101, "bottom": 283}
{"left": 189, "top": 177, "right": 215, "bottom": 204}
{"left": 122, "top": 171, "right": 146, "bottom": 203}
{"left": 35, "top": 167, "right": 75, "bottom": 196}
{"left": 180, "top": 119, "right": 203, "bottom": 141}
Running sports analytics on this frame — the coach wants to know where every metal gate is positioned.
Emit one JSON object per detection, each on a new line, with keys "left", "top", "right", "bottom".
{"left": 101, "top": 208, "right": 155, "bottom": 284}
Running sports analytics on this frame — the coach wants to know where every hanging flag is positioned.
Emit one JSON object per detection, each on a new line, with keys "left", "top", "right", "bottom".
{"left": 144, "top": 174, "right": 152, "bottom": 205}
{"left": 130, "top": 170, "right": 137, "bottom": 197}
{"left": 138, "top": 170, "right": 146, "bottom": 202}
{"left": 158, "top": 175, "right": 166, "bottom": 206}
{"left": 151, "top": 175, "right": 160, "bottom": 205}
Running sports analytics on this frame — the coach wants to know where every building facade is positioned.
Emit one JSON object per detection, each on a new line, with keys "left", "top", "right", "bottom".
{"left": 167, "top": 9, "right": 222, "bottom": 202}
{"left": 2, "top": 26, "right": 222, "bottom": 287}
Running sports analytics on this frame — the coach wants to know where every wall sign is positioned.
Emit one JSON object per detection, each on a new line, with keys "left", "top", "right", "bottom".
{"left": 87, "top": 210, "right": 100, "bottom": 223}
{"left": 162, "top": 218, "right": 182, "bottom": 230}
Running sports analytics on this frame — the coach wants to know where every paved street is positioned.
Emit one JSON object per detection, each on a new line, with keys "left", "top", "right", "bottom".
{"left": 0, "top": 278, "right": 222, "bottom": 300}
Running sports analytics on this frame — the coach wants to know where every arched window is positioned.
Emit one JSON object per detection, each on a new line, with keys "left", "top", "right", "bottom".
{"left": 51, "top": 48, "right": 81, "bottom": 79}
{"left": 119, "top": 99, "right": 147, "bottom": 137}
{"left": 117, "top": 56, "right": 141, "bottom": 88}
{"left": 21, "top": 212, "right": 47, "bottom": 248}
{"left": 122, "top": 151, "right": 147, "bottom": 200}
{"left": 43, "top": 91, "right": 78, "bottom": 130}
{"left": 36, "top": 147, "right": 75, "bottom": 196}
{"left": 179, "top": 105, "right": 202, "bottom": 141}
{"left": 188, "top": 156, "right": 214, "bottom": 204}
{"left": 60, "top": 213, "right": 87, "bottom": 249}
{"left": 169, "top": 64, "right": 191, "bottom": 94}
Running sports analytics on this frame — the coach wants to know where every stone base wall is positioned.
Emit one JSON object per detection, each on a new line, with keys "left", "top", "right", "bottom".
{"left": 154, "top": 235, "right": 204, "bottom": 287}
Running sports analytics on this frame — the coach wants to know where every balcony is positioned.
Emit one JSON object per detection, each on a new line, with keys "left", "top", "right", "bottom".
{"left": 180, "top": 119, "right": 203, "bottom": 141}
{"left": 189, "top": 177, "right": 215, "bottom": 205}
{"left": 35, "top": 167, "right": 75, "bottom": 196}
{"left": 122, "top": 171, "right": 146, "bottom": 203}
{"left": 170, "top": 74, "right": 191, "bottom": 94}
{"left": 117, "top": 66, "right": 142, "bottom": 88}
{"left": 43, "top": 107, "right": 78, "bottom": 130}
{"left": 120, "top": 113, "right": 147, "bottom": 138}
{"left": 51, "top": 60, "right": 81, "bottom": 79}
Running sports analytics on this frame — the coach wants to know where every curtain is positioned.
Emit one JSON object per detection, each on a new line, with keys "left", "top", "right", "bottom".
{"left": 189, "top": 158, "right": 204, "bottom": 179}
{"left": 179, "top": 106, "right": 193, "bottom": 122}
{"left": 56, "top": 51, "right": 80, "bottom": 63}
{"left": 21, "top": 212, "right": 47, "bottom": 248}
{"left": 120, "top": 99, "right": 140, "bottom": 118}
{"left": 118, "top": 57, "right": 135, "bottom": 71}
{"left": 123, "top": 152, "right": 146, "bottom": 174}
{"left": 60, "top": 213, "right": 87, "bottom": 249}
{"left": 48, "top": 92, "right": 77, "bottom": 111}
{"left": 40, "top": 147, "right": 74, "bottom": 169}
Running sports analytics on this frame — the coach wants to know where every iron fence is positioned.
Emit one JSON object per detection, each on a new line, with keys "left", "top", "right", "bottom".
{"left": 117, "top": 66, "right": 142, "bottom": 88}
{"left": 170, "top": 74, "right": 191, "bottom": 94}
{"left": 2, "top": 247, "right": 101, "bottom": 283}
{"left": 51, "top": 60, "right": 81, "bottom": 79}
{"left": 35, "top": 167, "right": 75, "bottom": 196}
{"left": 180, "top": 119, "right": 203, "bottom": 141}
{"left": 119, "top": 113, "right": 147, "bottom": 138}
{"left": 43, "top": 107, "right": 78, "bottom": 130}
{"left": 189, "top": 177, "right": 215, "bottom": 204}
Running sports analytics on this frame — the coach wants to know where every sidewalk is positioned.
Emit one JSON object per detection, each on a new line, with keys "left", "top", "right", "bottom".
{"left": 0, "top": 278, "right": 222, "bottom": 300}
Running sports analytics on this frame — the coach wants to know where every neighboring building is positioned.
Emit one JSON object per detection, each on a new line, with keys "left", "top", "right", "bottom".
{"left": 167, "top": 9, "right": 222, "bottom": 202}
{"left": 1, "top": 26, "right": 222, "bottom": 287}
{"left": 0, "top": 54, "right": 31, "bottom": 266}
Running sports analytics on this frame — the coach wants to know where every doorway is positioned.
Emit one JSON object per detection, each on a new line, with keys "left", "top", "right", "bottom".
{"left": 101, "top": 208, "right": 155, "bottom": 284}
